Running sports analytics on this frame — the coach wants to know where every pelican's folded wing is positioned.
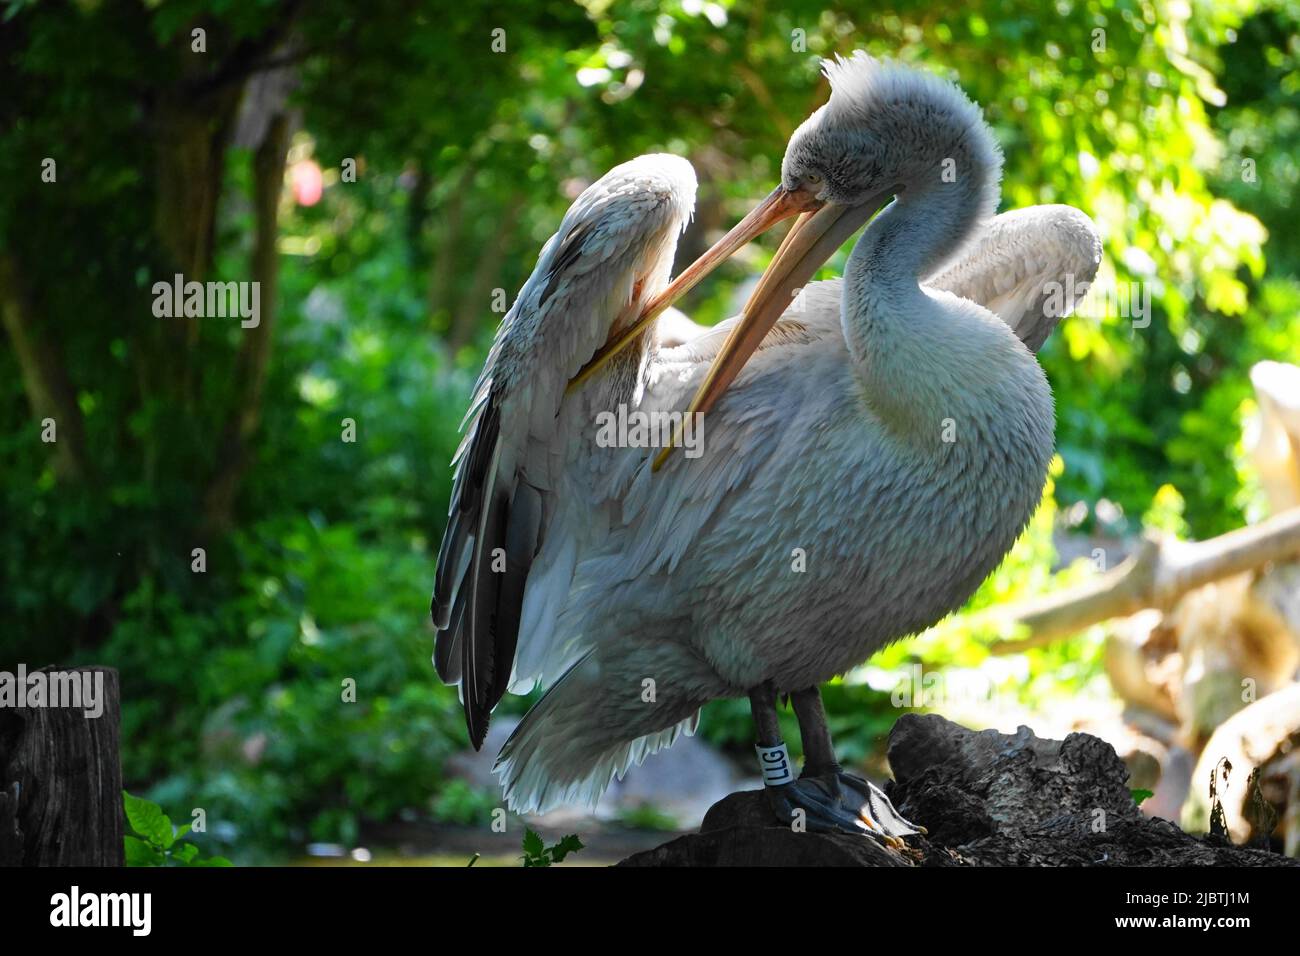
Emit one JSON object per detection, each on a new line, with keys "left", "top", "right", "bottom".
{"left": 432, "top": 155, "right": 697, "bottom": 749}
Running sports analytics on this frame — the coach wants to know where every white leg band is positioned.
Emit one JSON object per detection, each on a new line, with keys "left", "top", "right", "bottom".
{"left": 755, "top": 742, "right": 794, "bottom": 787}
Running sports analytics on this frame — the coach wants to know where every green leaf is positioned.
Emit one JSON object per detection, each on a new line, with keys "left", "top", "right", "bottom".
{"left": 548, "top": 834, "right": 584, "bottom": 864}
{"left": 1131, "top": 788, "right": 1155, "bottom": 805}
{"left": 123, "top": 791, "right": 173, "bottom": 848}
{"left": 170, "top": 842, "right": 199, "bottom": 863}
{"left": 521, "top": 827, "right": 546, "bottom": 866}
{"left": 124, "top": 835, "right": 163, "bottom": 867}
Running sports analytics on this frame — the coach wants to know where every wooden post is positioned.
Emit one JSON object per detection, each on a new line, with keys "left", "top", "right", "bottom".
{"left": 0, "top": 666, "right": 123, "bottom": 866}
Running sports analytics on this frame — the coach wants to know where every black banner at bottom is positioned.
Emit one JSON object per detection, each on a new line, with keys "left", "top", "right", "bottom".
{"left": 1, "top": 863, "right": 1291, "bottom": 942}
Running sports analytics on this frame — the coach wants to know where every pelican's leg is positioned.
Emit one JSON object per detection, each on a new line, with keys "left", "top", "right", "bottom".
{"left": 747, "top": 684, "right": 904, "bottom": 841}
{"left": 789, "top": 685, "right": 839, "bottom": 775}
{"left": 790, "top": 686, "right": 926, "bottom": 843}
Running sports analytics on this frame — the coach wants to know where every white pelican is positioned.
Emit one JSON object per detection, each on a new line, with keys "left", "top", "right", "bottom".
{"left": 433, "top": 52, "right": 1101, "bottom": 837}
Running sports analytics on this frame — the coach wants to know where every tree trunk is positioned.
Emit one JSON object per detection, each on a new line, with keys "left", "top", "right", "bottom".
{"left": 0, "top": 252, "right": 90, "bottom": 483}
{"left": 449, "top": 192, "right": 525, "bottom": 352}
{"left": 427, "top": 166, "right": 472, "bottom": 330}
{"left": 0, "top": 667, "right": 123, "bottom": 866}
{"left": 152, "top": 93, "right": 241, "bottom": 284}
{"left": 202, "top": 110, "right": 293, "bottom": 534}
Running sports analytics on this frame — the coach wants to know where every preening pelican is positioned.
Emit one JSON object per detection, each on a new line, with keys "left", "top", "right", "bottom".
{"left": 433, "top": 52, "right": 1101, "bottom": 837}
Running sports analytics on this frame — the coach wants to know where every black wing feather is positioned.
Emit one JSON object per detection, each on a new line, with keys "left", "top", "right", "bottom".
{"left": 462, "top": 468, "right": 508, "bottom": 748}
{"left": 432, "top": 397, "right": 499, "bottom": 626}
{"left": 431, "top": 388, "right": 542, "bottom": 750}
{"left": 490, "top": 482, "right": 541, "bottom": 705}
{"left": 434, "top": 578, "right": 467, "bottom": 683}
{"left": 432, "top": 395, "right": 498, "bottom": 690}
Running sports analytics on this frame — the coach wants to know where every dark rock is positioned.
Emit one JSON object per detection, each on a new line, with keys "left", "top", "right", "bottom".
{"left": 699, "top": 790, "right": 774, "bottom": 832}
{"left": 618, "top": 825, "right": 906, "bottom": 867}
{"left": 618, "top": 714, "right": 1298, "bottom": 867}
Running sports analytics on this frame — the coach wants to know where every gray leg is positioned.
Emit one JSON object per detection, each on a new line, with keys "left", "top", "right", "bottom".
{"left": 790, "top": 686, "right": 839, "bottom": 776}
{"left": 749, "top": 683, "right": 925, "bottom": 843}
{"left": 747, "top": 683, "right": 783, "bottom": 747}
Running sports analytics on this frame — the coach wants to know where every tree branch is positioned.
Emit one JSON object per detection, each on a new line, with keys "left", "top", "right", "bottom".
{"left": 187, "top": 1, "right": 306, "bottom": 98}
{"left": 986, "top": 508, "right": 1300, "bottom": 654}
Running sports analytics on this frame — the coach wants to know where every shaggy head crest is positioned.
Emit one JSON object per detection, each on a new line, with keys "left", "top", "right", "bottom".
{"left": 782, "top": 51, "right": 1002, "bottom": 215}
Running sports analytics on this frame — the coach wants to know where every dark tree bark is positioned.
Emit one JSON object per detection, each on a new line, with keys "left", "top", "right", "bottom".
{"left": 0, "top": 667, "right": 123, "bottom": 866}
{"left": 152, "top": 90, "right": 242, "bottom": 285}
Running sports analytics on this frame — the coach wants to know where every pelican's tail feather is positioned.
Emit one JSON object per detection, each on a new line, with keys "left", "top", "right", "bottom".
{"left": 494, "top": 650, "right": 704, "bottom": 815}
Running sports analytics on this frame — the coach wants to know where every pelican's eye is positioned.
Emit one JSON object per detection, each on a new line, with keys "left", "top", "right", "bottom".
{"left": 804, "top": 172, "right": 823, "bottom": 186}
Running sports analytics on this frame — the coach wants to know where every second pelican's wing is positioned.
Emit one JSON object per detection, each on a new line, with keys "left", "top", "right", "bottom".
{"left": 927, "top": 205, "right": 1102, "bottom": 352}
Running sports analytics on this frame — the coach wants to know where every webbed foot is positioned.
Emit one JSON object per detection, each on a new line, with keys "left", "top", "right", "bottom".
{"left": 765, "top": 769, "right": 924, "bottom": 847}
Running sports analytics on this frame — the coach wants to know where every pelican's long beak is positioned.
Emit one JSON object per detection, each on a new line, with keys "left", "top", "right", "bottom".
{"left": 652, "top": 188, "right": 892, "bottom": 470}
{"left": 567, "top": 184, "right": 822, "bottom": 393}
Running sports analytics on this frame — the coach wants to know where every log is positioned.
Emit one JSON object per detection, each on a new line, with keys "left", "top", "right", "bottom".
{"left": 1182, "top": 684, "right": 1300, "bottom": 849}
{"left": 619, "top": 714, "right": 1297, "bottom": 867}
{"left": 0, "top": 666, "right": 123, "bottom": 866}
{"left": 985, "top": 507, "right": 1300, "bottom": 654}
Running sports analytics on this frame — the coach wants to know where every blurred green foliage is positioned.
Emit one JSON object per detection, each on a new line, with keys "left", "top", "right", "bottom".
{"left": 1, "top": 0, "right": 1297, "bottom": 860}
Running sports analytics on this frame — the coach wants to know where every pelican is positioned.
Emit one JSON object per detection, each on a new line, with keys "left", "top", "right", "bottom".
{"left": 433, "top": 52, "right": 1101, "bottom": 838}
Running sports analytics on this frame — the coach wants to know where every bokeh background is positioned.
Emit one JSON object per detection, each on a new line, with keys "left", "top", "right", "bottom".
{"left": 2, "top": 0, "right": 1298, "bottom": 864}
